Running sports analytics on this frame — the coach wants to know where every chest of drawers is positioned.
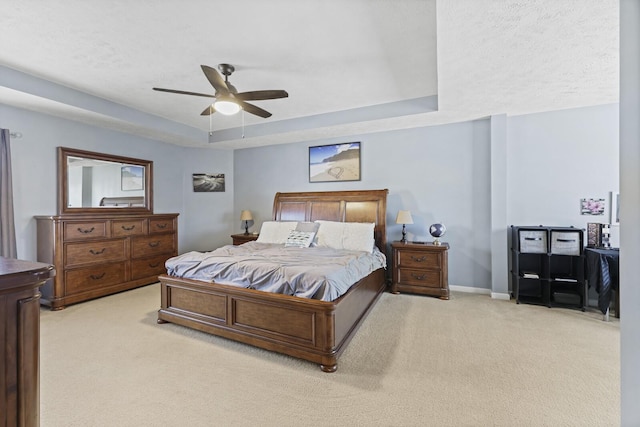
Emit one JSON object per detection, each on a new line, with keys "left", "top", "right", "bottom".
{"left": 391, "top": 241, "right": 450, "bottom": 299}
{"left": 36, "top": 213, "right": 178, "bottom": 310}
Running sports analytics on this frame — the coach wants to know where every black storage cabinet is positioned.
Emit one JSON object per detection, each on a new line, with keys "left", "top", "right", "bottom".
{"left": 510, "top": 225, "right": 586, "bottom": 310}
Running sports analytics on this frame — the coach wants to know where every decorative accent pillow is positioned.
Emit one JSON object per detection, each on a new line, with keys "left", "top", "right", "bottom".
{"left": 284, "top": 230, "right": 316, "bottom": 248}
{"left": 256, "top": 221, "right": 298, "bottom": 244}
{"left": 296, "top": 222, "right": 321, "bottom": 246}
{"left": 315, "top": 220, "right": 375, "bottom": 253}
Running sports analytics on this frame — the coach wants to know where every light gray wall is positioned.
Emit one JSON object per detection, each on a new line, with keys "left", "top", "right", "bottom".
{"left": 507, "top": 104, "right": 619, "bottom": 229}
{"left": 620, "top": 0, "right": 640, "bottom": 424}
{"left": 1, "top": 104, "right": 233, "bottom": 260}
{"left": 235, "top": 120, "right": 494, "bottom": 290}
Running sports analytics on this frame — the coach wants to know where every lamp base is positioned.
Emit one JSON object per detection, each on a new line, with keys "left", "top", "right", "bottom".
{"left": 401, "top": 225, "right": 407, "bottom": 243}
{"left": 244, "top": 221, "right": 250, "bottom": 235}
{"left": 432, "top": 238, "right": 441, "bottom": 245}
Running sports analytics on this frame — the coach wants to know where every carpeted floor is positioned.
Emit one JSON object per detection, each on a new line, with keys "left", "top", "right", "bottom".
{"left": 39, "top": 284, "right": 619, "bottom": 426}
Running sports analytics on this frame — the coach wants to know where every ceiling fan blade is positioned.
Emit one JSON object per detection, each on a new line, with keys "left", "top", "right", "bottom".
{"left": 200, "top": 105, "right": 216, "bottom": 116}
{"left": 235, "top": 90, "right": 289, "bottom": 101}
{"left": 201, "top": 65, "right": 230, "bottom": 95}
{"left": 153, "top": 87, "right": 215, "bottom": 98}
{"left": 237, "top": 100, "right": 272, "bottom": 118}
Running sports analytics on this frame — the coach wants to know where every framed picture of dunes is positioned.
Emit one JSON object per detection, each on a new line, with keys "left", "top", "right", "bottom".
{"left": 192, "top": 173, "right": 225, "bottom": 192}
{"left": 309, "top": 142, "right": 361, "bottom": 183}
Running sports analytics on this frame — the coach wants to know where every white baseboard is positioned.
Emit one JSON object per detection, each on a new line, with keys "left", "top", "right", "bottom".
{"left": 449, "top": 285, "right": 510, "bottom": 300}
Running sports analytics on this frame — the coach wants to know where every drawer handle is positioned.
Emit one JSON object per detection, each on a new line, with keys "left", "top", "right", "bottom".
{"left": 524, "top": 237, "right": 542, "bottom": 241}
{"left": 155, "top": 223, "right": 168, "bottom": 229}
{"left": 89, "top": 248, "right": 106, "bottom": 255}
{"left": 121, "top": 225, "right": 136, "bottom": 231}
{"left": 78, "top": 227, "right": 95, "bottom": 234}
{"left": 411, "top": 273, "right": 426, "bottom": 280}
{"left": 149, "top": 262, "right": 160, "bottom": 268}
{"left": 148, "top": 241, "right": 160, "bottom": 248}
{"left": 556, "top": 239, "right": 575, "bottom": 242}
{"left": 90, "top": 272, "right": 106, "bottom": 280}
{"left": 410, "top": 255, "right": 426, "bottom": 262}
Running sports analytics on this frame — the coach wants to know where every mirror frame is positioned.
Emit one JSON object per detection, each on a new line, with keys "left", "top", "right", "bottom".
{"left": 58, "top": 147, "right": 153, "bottom": 215}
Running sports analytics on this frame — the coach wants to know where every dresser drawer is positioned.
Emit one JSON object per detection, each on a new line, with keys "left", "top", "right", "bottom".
{"left": 112, "top": 219, "right": 146, "bottom": 237}
{"left": 65, "top": 262, "right": 127, "bottom": 294}
{"left": 131, "top": 234, "right": 175, "bottom": 258}
{"left": 397, "top": 250, "right": 441, "bottom": 269}
{"left": 64, "top": 221, "right": 108, "bottom": 241}
{"left": 149, "top": 218, "right": 175, "bottom": 234}
{"left": 397, "top": 268, "right": 442, "bottom": 288}
{"left": 131, "top": 254, "right": 170, "bottom": 280}
{"left": 65, "top": 239, "right": 127, "bottom": 267}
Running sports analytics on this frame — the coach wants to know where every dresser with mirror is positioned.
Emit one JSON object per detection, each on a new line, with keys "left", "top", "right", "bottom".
{"left": 36, "top": 147, "right": 178, "bottom": 310}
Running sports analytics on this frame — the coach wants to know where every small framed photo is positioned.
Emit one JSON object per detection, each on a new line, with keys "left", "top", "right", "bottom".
{"left": 193, "top": 173, "right": 225, "bottom": 192}
{"left": 121, "top": 166, "right": 144, "bottom": 191}
{"left": 309, "top": 142, "right": 361, "bottom": 182}
{"left": 611, "top": 192, "right": 620, "bottom": 224}
{"left": 580, "top": 198, "right": 605, "bottom": 216}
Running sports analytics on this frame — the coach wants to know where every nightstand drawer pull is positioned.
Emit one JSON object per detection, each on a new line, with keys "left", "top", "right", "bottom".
{"left": 90, "top": 272, "right": 106, "bottom": 280}
{"left": 89, "top": 248, "right": 106, "bottom": 255}
{"left": 148, "top": 241, "right": 160, "bottom": 247}
{"left": 411, "top": 273, "right": 427, "bottom": 280}
{"left": 410, "top": 255, "right": 427, "bottom": 262}
{"left": 121, "top": 225, "right": 136, "bottom": 231}
{"left": 155, "top": 223, "right": 168, "bottom": 229}
{"left": 148, "top": 262, "right": 160, "bottom": 268}
{"left": 78, "top": 227, "right": 95, "bottom": 234}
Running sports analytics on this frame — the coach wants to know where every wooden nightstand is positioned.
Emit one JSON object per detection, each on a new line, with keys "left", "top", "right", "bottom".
{"left": 231, "top": 233, "right": 259, "bottom": 245}
{"left": 391, "top": 241, "right": 450, "bottom": 299}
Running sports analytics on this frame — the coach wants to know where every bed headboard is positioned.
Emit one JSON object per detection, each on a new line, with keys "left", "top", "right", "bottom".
{"left": 272, "top": 189, "right": 389, "bottom": 252}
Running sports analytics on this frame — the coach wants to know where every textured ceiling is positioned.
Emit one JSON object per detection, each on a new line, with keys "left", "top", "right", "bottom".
{"left": 0, "top": 0, "right": 618, "bottom": 150}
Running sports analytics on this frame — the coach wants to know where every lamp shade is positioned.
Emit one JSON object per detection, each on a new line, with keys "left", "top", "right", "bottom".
{"left": 214, "top": 99, "right": 241, "bottom": 115}
{"left": 240, "top": 210, "right": 253, "bottom": 221}
{"left": 395, "top": 210, "right": 414, "bottom": 225}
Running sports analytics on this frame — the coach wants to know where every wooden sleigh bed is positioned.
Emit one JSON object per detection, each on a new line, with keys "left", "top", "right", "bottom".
{"left": 157, "top": 189, "right": 388, "bottom": 372}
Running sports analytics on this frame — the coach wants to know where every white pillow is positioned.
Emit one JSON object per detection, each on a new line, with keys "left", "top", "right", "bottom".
{"left": 256, "top": 221, "right": 298, "bottom": 244}
{"left": 315, "top": 220, "right": 375, "bottom": 253}
{"left": 342, "top": 222, "right": 375, "bottom": 252}
{"left": 284, "top": 230, "right": 316, "bottom": 248}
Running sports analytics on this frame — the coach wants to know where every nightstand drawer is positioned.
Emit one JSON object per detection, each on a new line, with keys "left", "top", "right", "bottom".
{"left": 396, "top": 250, "right": 441, "bottom": 269}
{"left": 397, "top": 268, "right": 442, "bottom": 288}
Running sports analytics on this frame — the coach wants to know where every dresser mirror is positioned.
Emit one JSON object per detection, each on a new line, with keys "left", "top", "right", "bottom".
{"left": 58, "top": 147, "right": 153, "bottom": 215}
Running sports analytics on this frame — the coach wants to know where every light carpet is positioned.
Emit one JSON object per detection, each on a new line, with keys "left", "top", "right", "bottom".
{"left": 39, "top": 284, "right": 619, "bottom": 426}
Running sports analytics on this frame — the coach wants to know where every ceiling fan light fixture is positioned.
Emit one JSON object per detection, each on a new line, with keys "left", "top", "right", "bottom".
{"left": 214, "top": 99, "right": 241, "bottom": 115}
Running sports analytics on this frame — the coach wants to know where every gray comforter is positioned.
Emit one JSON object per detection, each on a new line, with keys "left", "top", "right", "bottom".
{"left": 165, "top": 242, "right": 387, "bottom": 301}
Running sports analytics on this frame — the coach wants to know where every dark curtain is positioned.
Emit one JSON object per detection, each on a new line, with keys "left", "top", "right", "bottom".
{"left": 0, "top": 129, "right": 17, "bottom": 258}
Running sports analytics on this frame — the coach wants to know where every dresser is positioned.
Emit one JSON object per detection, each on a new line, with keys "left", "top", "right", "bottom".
{"left": 1, "top": 257, "right": 55, "bottom": 427}
{"left": 391, "top": 241, "right": 449, "bottom": 299}
{"left": 36, "top": 213, "right": 178, "bottom": 310}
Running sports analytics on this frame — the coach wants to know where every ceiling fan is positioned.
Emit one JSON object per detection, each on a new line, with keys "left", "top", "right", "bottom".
{"left": 153, "top": 64, "right": 288, "bottom": 118}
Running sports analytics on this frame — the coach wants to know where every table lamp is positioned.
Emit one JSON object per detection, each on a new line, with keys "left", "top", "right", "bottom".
{"left": 240, "top": 210, "right": 253, "bottom": 235}
{"left": 395, "top": 210, "right": 414, "bottom": 243}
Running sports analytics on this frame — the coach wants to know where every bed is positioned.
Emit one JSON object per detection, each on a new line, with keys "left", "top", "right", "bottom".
{"left": 157, "top": 189, "right": 389, "bottom": 372}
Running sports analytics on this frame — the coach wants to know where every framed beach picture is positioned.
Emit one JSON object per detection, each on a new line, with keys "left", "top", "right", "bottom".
{"left": 193, "top": 173, "right": 225, "bottom": 192}
{"left": 121, "top": 165, "right": 144, "bottom": 191}
{"left": 309, "top": 142, "right": 361, "bottom": 183}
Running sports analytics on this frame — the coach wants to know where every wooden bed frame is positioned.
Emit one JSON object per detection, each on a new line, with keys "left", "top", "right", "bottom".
{"left": 157, "top": 189, "right": 388, "bottom": 372}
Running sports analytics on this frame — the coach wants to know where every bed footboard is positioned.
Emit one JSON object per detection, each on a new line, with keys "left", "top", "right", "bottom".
{"left": 157, "top": 269, "right": 386, "bottom": 372}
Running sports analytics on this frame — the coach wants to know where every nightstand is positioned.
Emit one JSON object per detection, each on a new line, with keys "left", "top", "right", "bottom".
{"left": 391, "top": 241, "right": 450, "bottom": 299}
{"left": 231, "top": 233, "right": 259, "bottom": 245}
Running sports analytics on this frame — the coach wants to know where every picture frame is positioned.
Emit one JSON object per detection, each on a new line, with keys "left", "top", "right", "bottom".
{"left": 611, "top": 191, "right": 620, "bottom": 224}
{"left": 580, "top": 198, "right": 605, "bottom": 216}
{"left": 193, "top": 173, "right": 225, "bottom": 192}
{"left": 309, "top": 142, "right": 361, "bottom": 183}
{"left": 121, "top": 165, "right": 144, "bottom": 191}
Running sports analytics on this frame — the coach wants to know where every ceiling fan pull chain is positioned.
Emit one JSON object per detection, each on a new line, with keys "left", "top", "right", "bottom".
{"left": 209, "top": 109, "right": 213, "bottom": 136}
{"left": 242, "top": 109, "right": 245, "bottom": 139}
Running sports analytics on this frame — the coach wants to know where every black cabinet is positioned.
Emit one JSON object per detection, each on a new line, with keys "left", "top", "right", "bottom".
{"left": 510, "top": 226, "right": 586, "bottom": 311}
